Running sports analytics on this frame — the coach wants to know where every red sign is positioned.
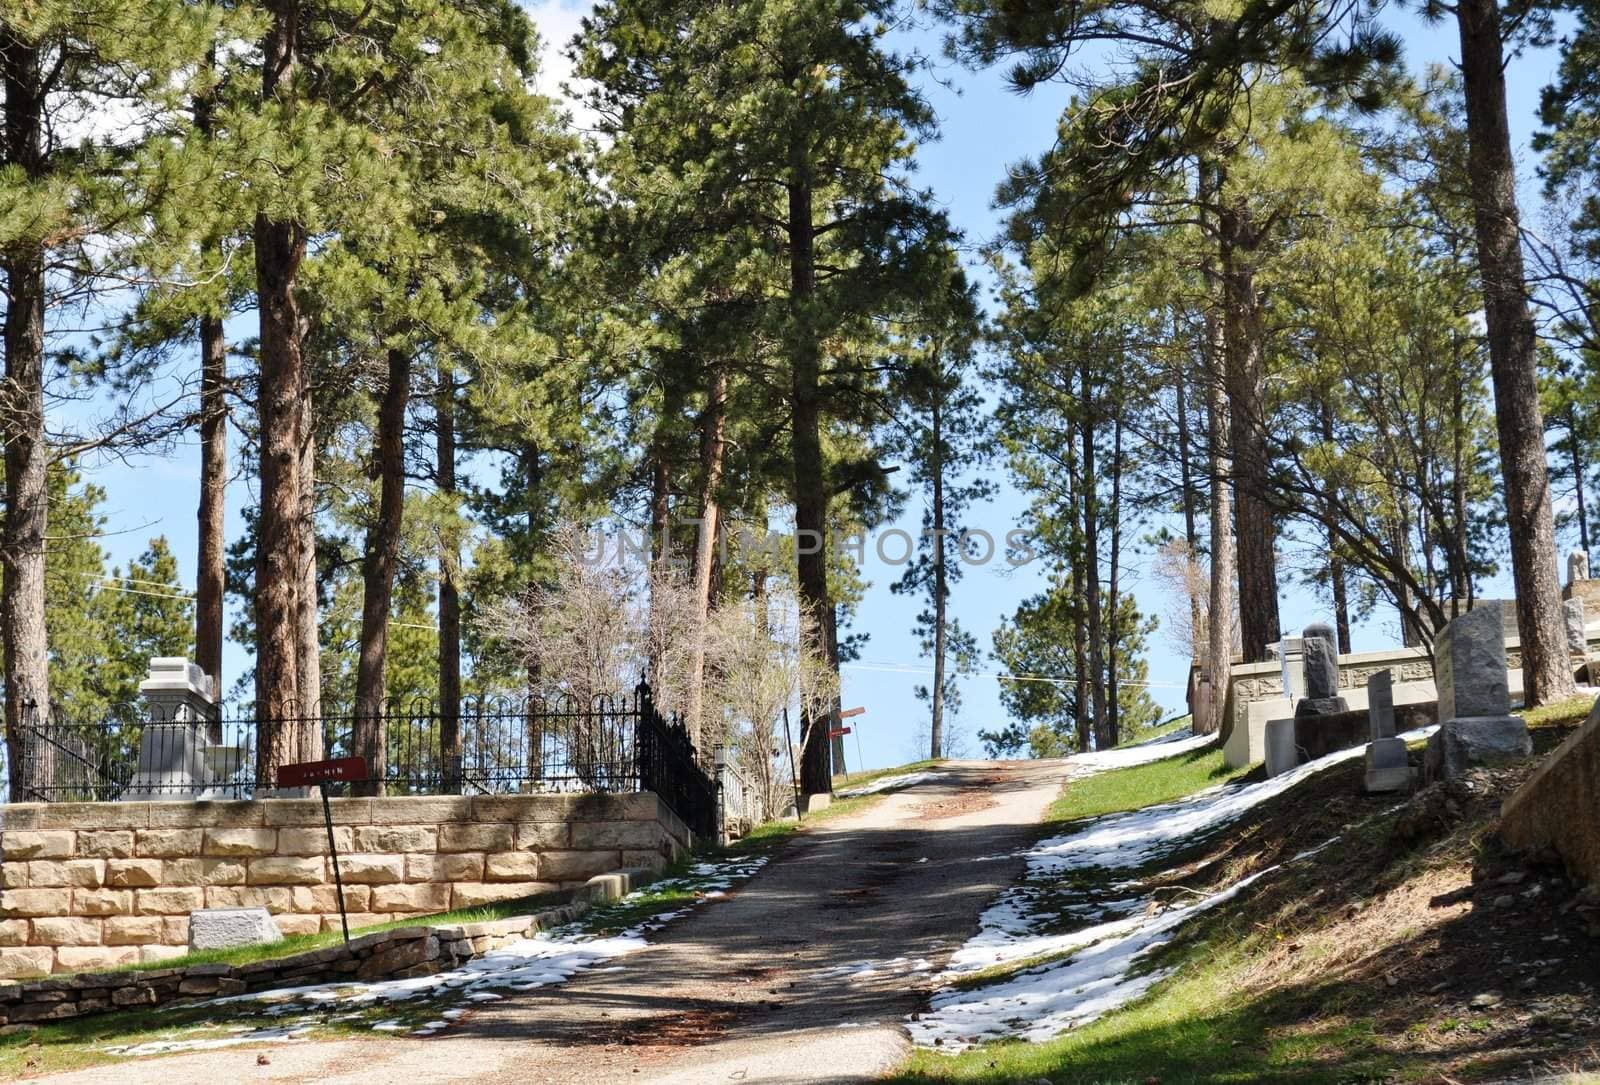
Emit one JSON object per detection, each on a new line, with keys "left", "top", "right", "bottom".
{"left": 839, "top": 706, "right": 865, "bottom": 719}
{"left": 278, "top": 756, "right": 368, "bottom": 789}
{"left": 829, "top": 727, "right": 852, "bottom": 738}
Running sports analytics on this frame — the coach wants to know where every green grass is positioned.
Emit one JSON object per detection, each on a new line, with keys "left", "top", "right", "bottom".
{"left": 1047, "top": 744, "right": 1248, "bottom": 825}
{"left": 886, "top": 938, "right": 1398, "bottom": 1085}
{"left": 99, "top": 889, "right": 570, "bottom": 976}
{"left": 1114, "top": 714, "right": 1193, "bottom": 749}
{"left": 1519, "top": 693, "right": 1594, "bottom": 730}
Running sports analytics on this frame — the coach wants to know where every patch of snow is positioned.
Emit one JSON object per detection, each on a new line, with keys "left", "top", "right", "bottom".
{"left": 131, "top": 854, "right": 765, "bottom": 1054}
{"left": 836, "top": 770, "right": 943, "bottom": 797}
{"left": 1034, "top": 726, "right": 1434, "bottom": 875}
{"left": 106, "top": 1027, "right": 309, "bottom": 1057}
{"left": 913, "top": 733, "right": 1429, "bottom": 1049}
{"left": 912, "top": 866, "right": 1275, "bottom": 1049}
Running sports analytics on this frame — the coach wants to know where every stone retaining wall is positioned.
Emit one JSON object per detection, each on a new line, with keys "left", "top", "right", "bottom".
{"left": 0, "top": 868, "right": 645, "bottom": 1026}
{"left": 0, "top": 793, "right": 689, "bottom": 978}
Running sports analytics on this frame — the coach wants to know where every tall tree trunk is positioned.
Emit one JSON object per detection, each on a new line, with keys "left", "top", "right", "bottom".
{"left": 1202, "top": 288, "right": 1234, "bottom": 737}
{"left": 1080, "top": 361, "right": 1106, "bottom": 749}
{"left": 1320, "top": 406, "right": 1352, "bottom": 654}
{"left": 194, "top": 53, "right": 226, "bottom": 727}
{"left": 1, "top": 29, "right": 51, "bottom": 800}
{"left": 1568, "top": 406, "right": 1590, "bottom": 555}
{"left": 1065, "top": 418, "right": 1090, "bottom": 752}
{"left": 353, "top": 349, "right": 409, "bottom": 796}
{"left": 685, "top": 364, "right": 727, "bottom": 751}
{"left": 929, "top": 397, "right": 947, "bottom": 760}
{"left": 1218, "top": 198, "right": 1281, "bottom": 662}
{"left": 1456, "top": 0, "right": 1574, "bottom": 705}
{"left": 1106, "top": 413, "right": 1126, "bottom": 747}
{"left": 437, "top": 374, "right": 461, "bottom": 793}
{"left": 789, "top": 179, "right": 834, "bottom": 796}
{"left": 523, "top": 443, "right": 544, "bottom": 778}
{"left": 646, "top": 392, "right": 676, "bottom": 694}
{"left": 1175, "top": 350, "right": 1203, "bottom": 656}
{"left": 296, "top": 395, "right": 322, "bottom": 760}
{"left": 254, "top": 3, "right": 306, "bottom": 780}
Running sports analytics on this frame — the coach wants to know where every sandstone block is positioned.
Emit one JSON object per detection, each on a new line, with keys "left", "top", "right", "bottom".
{"left": 136, "top": 886, "right": 204, "bottom": 915}
{"left": 105, "top": 859, "right": 162, "bottom": 889}
{"left": 163, "top": 858, "right": 247, "bottom": 887}
{"left": 135, "top": 829, "right": 202, "bottom": 858}
{"left": 103, "top": 916, "right": 163, "bottom": 946}
{"left": 515, "top": 821, "right": 571, "bottom": 850}
{"left": 621, "top": 849, "right": 669, "bottom": 871}
{"left": 369, "top": 796, "right": 473, "bottom": 824}
{"left": 262, "top": 798, "right": 372, "bottom": 827}
{"left": 2, "top": 863, "right": 26, "bottom": 888}
{"left": 290, "top": 885, "right": 341, "bottom": 913}
{"left": 471, "top": 795, "right": 563, "bottom": 823}
{"left": 25, "top": 860, "right": 104, "bottom": 889}
{"left": 246, "top": 857, "right": 324, "bottom": 886}
{"left": 203, "top": 828, "right": 278, "bottom": 858}
{"left": 160, "top": 916, "right": 190, "bottom": 945}
{"left": 449, "top": 882, "right": 557, "bottom": 909}
{"left": 188, "top": 907, "right": 281, "bottom": 951}
{"left": 276, "top": 827, "right": 352, "bottom": 855}
{"left": 321, "top": 912, "right": 380, "bottom": 933}
{"left": 205, "top": 886, "right": 291, "bottom": 912}
{"left": 438, "top": 823, "right": 512, "bottom": 853}
{"left": 77, "top": 831, "right": 135, "bottom": 859}
{"left": 2, "top": 888, "right": 72, "bottom": 918}
{"left": 72, "top": 890, "right": 132, "bottom": 917}
{"left": 0, "top": 947, "right": 53, "bottom": 979}
{"left": 275, "top": 915, "right": 323, "bottom": 937}
{"left": 484, "top": 851, "right": 539, "bottom": 881}
{"left": 32, "top": 803, "right": 145, "bottom": 831}
{"left": 538, "top": 851, "right": 620, "bottom": 882}
{"left": 570, "top": 821, "right": 661, "bottom": 850}
{"left": 405, "top": 853, "right": 482, "bottom": 883}
{"left": 371, "top": 883, "right": 451, "bottom": 914}
{"left": 4, "top": 831, "right": 75, "bottom": 859}
{"left": 353, "top": 825, "right": 436, "bottom": 854}
{"left": 55, "top": 946, "right": 138, "bottom": 973}
{"left": 339, "top": 854, "right": 404, "bottom": 884}
{"left": 146, "top": 801, "right": 262, "bottom": 829}
{"left": 0, "top": 920, "right": 28, "bottom": 946}
{"left": 31, "top": 917, "right": 102, "bottom": 946}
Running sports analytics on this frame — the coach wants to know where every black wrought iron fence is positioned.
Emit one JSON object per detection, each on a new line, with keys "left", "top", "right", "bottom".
{"left": 0, "top": 682, "right": 719, "bottom": 837}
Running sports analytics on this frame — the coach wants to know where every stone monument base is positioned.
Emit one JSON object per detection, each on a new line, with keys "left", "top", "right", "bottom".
{"left": 1363, "top": 737, "right": 1411, "bottom": 792}
{"left": 1423, "top": 715, "right": 1532, "bottom": 783}
{"left": 1294, "top": 695, "right": 1350, "bottom": 719}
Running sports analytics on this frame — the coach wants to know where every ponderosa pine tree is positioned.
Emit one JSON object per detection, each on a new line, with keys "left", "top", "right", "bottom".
{"left": 1431, "top": 0, "right": 1574, "bottom": 704}
{"left": 575, "top": 0, "right": 954, "bottom": 794}
{"left": 887, "top": 268, "right": 990, "bottom": 760}
{"left": 1, "top": 1, "right": 213, "bottom": 799}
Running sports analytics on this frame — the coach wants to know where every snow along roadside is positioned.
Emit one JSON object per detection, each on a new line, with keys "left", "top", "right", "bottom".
{"left": 910, "top": 728, "right": 1434, "bottom": 1049}
{"left": 103, "top": 854, "right": 768, "bottom": 1058}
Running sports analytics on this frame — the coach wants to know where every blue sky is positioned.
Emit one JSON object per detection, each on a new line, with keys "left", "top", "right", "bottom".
{"left": 76, "top": 3, "right": 1569, "bottom": 772}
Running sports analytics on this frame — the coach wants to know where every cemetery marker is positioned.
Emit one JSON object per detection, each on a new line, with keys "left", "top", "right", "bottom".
{"left": 278, "top": 756, "right": 368, "bottom": 943}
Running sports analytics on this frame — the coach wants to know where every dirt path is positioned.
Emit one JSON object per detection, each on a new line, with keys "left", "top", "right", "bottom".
{"left": 30, "top": 759, "right": 1071, "bottom": 1085}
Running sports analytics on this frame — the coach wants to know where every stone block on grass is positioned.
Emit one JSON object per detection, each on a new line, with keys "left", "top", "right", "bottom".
{"left": 187, "top": 907, "right": 282, "bottom": 952}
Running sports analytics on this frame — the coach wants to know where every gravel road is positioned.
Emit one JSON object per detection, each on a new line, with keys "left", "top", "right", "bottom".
{"left": 28, "top": 758, "right": 1071, "bottom": 1085}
